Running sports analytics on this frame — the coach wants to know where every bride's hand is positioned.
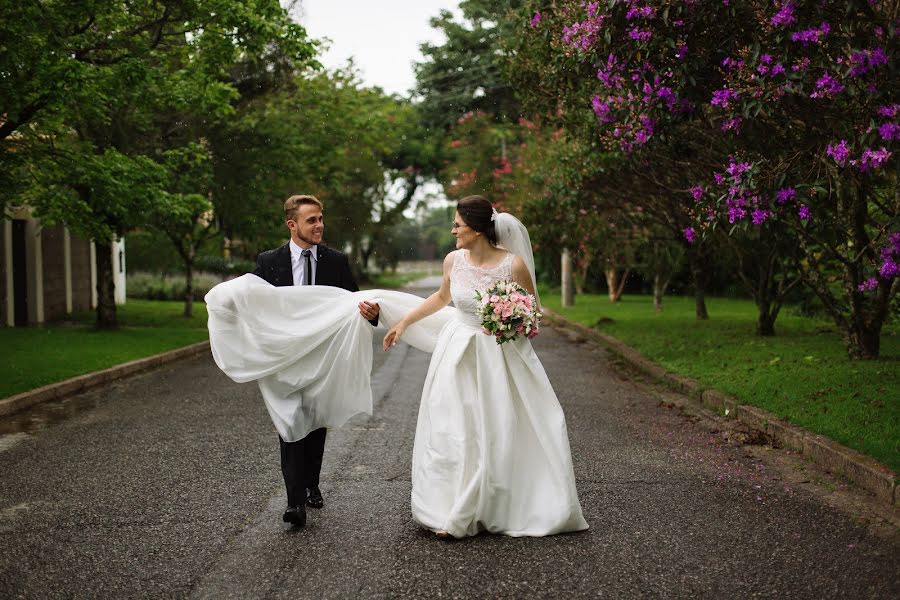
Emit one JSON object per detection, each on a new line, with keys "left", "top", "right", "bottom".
{"left": 383, "top": 322, "right": 407, "bottom": 351}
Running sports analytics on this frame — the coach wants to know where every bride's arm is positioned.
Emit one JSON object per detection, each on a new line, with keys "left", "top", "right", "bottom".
{"left": 511, "top": 255, "right": 536, "bottom": 297}
{"left": 382, "top": 253, "right": 454, "bottom": 350}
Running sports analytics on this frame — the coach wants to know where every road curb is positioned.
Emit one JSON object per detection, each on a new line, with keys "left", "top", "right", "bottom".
{"left": 0, "top": 340, "right": 211, "bottom": 418}
{"left": 543, "top": 309, "right": 898, "bottom": 508}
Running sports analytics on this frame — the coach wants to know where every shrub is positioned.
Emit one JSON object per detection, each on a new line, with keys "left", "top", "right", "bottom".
{"left": 127, "top": 272, "right": 222, "bottom": 301}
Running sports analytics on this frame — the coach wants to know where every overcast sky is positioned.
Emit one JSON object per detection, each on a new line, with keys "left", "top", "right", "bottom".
{"left": 293, "top": 0, "right": 462, "bottom": 97}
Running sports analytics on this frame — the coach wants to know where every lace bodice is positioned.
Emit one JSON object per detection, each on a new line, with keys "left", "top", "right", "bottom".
{"left": 450, "top": 250, "right": 515, "bottom": 326}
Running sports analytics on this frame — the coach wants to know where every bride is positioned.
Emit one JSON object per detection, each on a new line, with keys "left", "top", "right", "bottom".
{"left": 205, "top": 195, "right": 587, "bottom": 539}
{"left": 382, "top": 195, "right": 588, "bottom": 538}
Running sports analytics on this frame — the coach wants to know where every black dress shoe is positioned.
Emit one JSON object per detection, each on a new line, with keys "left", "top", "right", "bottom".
{"left": 306, "top": 486, "right": 324, "bottom": 509}
{"left": 283, "top": 505, "right": 307, "bottom": 527}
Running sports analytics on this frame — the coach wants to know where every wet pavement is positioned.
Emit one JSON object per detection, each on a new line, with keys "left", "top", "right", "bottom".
{"left": 0, "top": 285, "right": 898, "bottom": 599}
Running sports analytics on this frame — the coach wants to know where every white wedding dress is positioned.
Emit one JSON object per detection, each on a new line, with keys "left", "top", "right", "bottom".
{"left": 410, "top": 250, "right": 587, "bottom": 537}
{"left": 205, "top": 251, "right": 587, "bottom": 538}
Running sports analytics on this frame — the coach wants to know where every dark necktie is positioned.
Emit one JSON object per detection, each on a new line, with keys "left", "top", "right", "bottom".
{"left": 301, "top": 249, "right": 312, "bottom": 286}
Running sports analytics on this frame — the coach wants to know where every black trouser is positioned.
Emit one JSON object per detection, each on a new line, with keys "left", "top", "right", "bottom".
{"left": 279, "top": 427, "right": 327, "bottom": 507}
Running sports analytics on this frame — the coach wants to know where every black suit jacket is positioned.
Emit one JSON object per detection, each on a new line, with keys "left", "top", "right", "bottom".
{"left": 253, "top": 242, "right": 377, "bottom": 325}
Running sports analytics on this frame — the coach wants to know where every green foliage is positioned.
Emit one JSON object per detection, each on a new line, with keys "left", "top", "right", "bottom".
{"left": 544, "top": 292, "right": 899, "bottom": 471}
{"left": 207, "top": 67, "right": 429, "bottom": 261}
{"left": 414, "top": 0, "right": 525, "bottom": 132}
{"left": 1, "top": 0, "right": 318, "bottom": 326}
{"left": 127, "top": 272, "right": 222, "bottom": 301}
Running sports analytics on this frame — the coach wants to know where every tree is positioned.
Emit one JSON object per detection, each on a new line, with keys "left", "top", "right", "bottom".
{"left": 2, "top": 1, "right": 317, "bottom": 327}
{"left": 512, "top": 0, "right": 898, "bottom": 356}
{"left": 414, "top": 0, "right": 525, "bottom": 132}
{"left": 151, "top": 143, "right": 217, "bottom": 317}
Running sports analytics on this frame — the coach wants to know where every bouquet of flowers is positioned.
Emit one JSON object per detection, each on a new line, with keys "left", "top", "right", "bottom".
{"left": 474, "top": 280, "right": 542, "bottom": 345}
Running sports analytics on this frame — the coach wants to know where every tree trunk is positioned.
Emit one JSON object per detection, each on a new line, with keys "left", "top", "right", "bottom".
{"left": 845, "top": 323, "right": 881, "bottom": 359}
{"left": 95, "top": 242, "right": 117, "bottom": 329}
{"left": 575, "top": 254, "right": 591, "bottom": 295}
{"left": 653, "top": 274, "right": 669, "bottom": 313}
{"left": 561, "top": 247, "right": 574, "bottom": 307}
{"left": 756, "top": 302, "right": 776, "bottom": 336}
{"left": 841, "top": 183, "right": 887, "bottom": 359}
{"left": 689, "top": 248, "right": 709, "bottom": 320}
{"left": 605, "top": 267, "right": 629, "bottom": 303}
{"left": 184, "top": 260, "right": 194, "bottom": 318}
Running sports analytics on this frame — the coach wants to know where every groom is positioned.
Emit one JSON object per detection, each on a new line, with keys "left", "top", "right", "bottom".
{"left": 253, "top": 194, "right": 380, "bottom": 528}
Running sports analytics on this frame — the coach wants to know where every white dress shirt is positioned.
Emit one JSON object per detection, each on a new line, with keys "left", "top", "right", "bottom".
{"left": 289, "top": 239, "right": 318, "bottom": 286}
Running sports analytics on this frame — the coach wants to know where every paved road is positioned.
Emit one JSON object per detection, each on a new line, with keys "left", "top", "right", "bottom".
{"left": 0, "top": 289, "right": 897, "bottom": 599}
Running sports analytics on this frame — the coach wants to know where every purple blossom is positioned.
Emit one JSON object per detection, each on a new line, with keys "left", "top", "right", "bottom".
{"left": 792, "top": 57, "right": 811, "bottom": 72}
{"left": 711, "top": 88, "right": 740, "bottom": 109}
{"left": 629, "top": 27, "right": 652, "bottom": 42}
{"left": 770, "top": 64, "right": 786, "bottom": 76}
{"left": 562, "top": 11, "right": 607, "bottom": 51}
{"left": 634, "top": 127, "right": 652, "bottom": 144}
{"left": 798, "top": 205, "right": 811, "bottom": 221}
{"left": 848, "top": 51, "right": 870, "bottom": 77}
{"left": 752, "top": 209, "right": 770, "bottom": 225}
{"left": 531, "top": 12, "right": 542, "bottom": 26}
{"left": 878, "top": 123, "right": 900, "bottom": 141}
{"left": 675, "top": 44, "right": 689, "bottom": 60}
{"left": 684, "top": 227, "right": 697, "bottom": 243}
{"left": 726, "top": 159, "right": 752, "bottom": 181}
{"left": 888, "top": 232, "right": 900, "bottom": 252}
{"left": 792, "top": 22, "right": 830, "bottom": 46}
{"left": 811, "top": 72, "right": 845, "bottom": 98}
{"left": 776, "top": 187, "right": 796, "bottom": 204}
{"left": 721, "top": 117, "right": 742, "bottom": 132}
{"left": 759, "top": 54, "right": 774, "bottom": 64}
{"left": 877, "top": 104, "right": 899, "bottom": 118}
{"left": 656, "top": 86, "right": 678, "bottom": 109}
{"left": 591, "top": 96, "right": 615, "bottom": 124}
{"left": 857, "top": 147, "right": 893, "bottom": 172}
{"left": 713, "top": 172, "right": 725, "bottom": 185}
{"left": 857, "top": 277, "right": 878, "bottom": 291}
{"left": 869, "top": 47, "right": 889, "bottom": 68}
{"left": 771, "top": 2, "right": 796, "bottom": 28}
{"left": 826, "top": 140, "right": 850, "bottom": 166}
{"left": 596, "top": 54, "right": 624, "bottom": 88}
{"left": 880, "top": 260, "right": 900, "bottom": 279}
{"left": 728, "top": 206, "right": 747, "bottom": 223}
{"left": 690, "top": 185, "right": 704, "bottom": 200}
{"left": 722, "top": 57, "right": 744, "bottom": 71}
{"left": 848, "top": 48, "right": 890, "bottom": 77}
{"left": 877, "top": 233, "right": 900, "bottom": 279}
{"left": 626, "top": 5, "right": 656, "bottom": 20}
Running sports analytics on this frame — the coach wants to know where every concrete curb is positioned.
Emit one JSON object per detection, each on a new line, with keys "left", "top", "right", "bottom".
{"left": 543, "top": 309, "right": 898, "bottom": 508}
{"left": 0, "top": 341, "right": 211, "bottom": 418}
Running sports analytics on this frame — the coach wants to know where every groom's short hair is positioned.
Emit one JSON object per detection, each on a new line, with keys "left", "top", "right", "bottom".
{"left": 284, "top": 195, "right": 323, "bottom": 220}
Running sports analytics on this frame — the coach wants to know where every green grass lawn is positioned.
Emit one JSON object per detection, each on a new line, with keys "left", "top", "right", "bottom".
{"left": 541, "top": 291, "right": 899, "bottom": 472}
{"left": 364, "top": 271, "right": 428, "bottom": 290}
{"left": 1, "top": 300, "right": 209, "bottom": 400}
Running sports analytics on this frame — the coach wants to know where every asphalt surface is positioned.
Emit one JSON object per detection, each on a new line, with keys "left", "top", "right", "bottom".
{"left": 0, "top": 288, "right": 897, "bottom": 599}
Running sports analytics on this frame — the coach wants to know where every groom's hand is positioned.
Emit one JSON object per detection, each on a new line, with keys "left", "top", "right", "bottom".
{"left": 358, "top": 301, "right": 380, "bottom": 321}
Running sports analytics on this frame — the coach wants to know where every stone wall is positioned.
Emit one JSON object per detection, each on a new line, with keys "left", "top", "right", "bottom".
{"left": 41, "top": 224, "right": 67, "bottom": 321}
{"left": 71, "top": 236, "right": 93, "bottom": 313}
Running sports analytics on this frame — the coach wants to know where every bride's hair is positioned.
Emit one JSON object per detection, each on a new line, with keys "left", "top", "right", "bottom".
{"left": 457, "top": 195, "right": 498, "bottom": 245}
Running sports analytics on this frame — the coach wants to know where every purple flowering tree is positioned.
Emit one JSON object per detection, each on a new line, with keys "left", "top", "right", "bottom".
{"left": 515, "top": 0, "right": 898, "bottom": 358}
